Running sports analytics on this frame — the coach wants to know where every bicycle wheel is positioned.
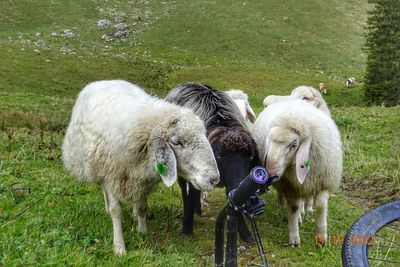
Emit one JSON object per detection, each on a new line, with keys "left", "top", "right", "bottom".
{"left": 342, "top": 200, "right": 400, "bottom": 267}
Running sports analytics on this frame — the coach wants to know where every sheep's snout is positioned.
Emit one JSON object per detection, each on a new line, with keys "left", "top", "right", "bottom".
{"left": 187, "top": 147, "right": 220, "bottom": 191}
{"left": 190, "top": 171, "right": 220, "bottom": 192}
{"left": 201, "top": 162, "right": 220, "bottom": 190}
{"left": 210, "top": 175, "right": 220, "bottom": 186}
{"left": 266, "top": 159, "right": 285, "bottom": 178}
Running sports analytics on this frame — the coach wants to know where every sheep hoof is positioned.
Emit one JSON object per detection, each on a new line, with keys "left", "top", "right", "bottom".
{"left": 289, "top": 235, "right": 301, "bottom": 247}
{"left": 315, "top": 233, "right": 327, "bottom": 246}
{"left": 114, "top": 244, "right": 126, "bottom": 255}
{"left": 181, "top": 229, "right": 194, "bottom": 236}
{"left": 194, "top": 207, "right": 202, "bottom": 216}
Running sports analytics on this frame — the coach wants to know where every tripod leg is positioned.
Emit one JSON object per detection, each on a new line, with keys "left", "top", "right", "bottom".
{"left": 226, "top": 207, "right": 238, "bottom": 267}
{"left": 215, "top": 206, "right": 227, "bottom": 267}
{"left": 249, "top": 217, "right": 269, "bottom": 267}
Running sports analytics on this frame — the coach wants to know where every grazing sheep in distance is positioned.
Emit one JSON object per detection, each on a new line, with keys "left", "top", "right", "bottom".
{"left": 166, "top": 83, "right": 261, "bottom": 243}
{"left": 225, "top": 89, "right": 257, "bottom": 127}
{"left": 319, "top": 82, "right": 327, "bottom": 94}
{"left": 263, "top": 86, "right": 331, "bottom": 116}
{"left": 346, "top": 77, "right": 356, "bottom": 87}
{"left": 253, "top": 99, "right": 342, "bottom": 247}
{"left": 62, "top": 80, "right": 220, "bottom": 255}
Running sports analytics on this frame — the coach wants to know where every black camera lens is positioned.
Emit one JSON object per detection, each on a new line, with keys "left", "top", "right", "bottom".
{"left": 229, "top": 167, "right": 269, "bottom": 209}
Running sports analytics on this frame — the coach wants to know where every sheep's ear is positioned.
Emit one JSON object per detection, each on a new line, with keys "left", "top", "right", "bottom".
{"left": 154, "top": 139, "right": 177, "bottom": 187}
{"left": 295, "top": 137, "right": 312, "bottom": 184}
{"left": 246, "top": 103, "right": 257, "bottom": 123}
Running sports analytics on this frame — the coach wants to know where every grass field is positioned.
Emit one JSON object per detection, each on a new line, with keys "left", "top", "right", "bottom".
{"left": 1, "top": 0, "right": 399, "bottom": 266}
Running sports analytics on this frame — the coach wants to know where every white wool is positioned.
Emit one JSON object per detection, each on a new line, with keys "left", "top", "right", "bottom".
{"left": 262, "top": 86, "right": 331, "bottom": 116}
{"left": 226, "top": 89, "right": 257, "bottom": 128}
{"left": 253, "top": 99, "right": 342, "bottom": 246}
{"left": 62, "top": 80, "right": 219, "bottom": 254}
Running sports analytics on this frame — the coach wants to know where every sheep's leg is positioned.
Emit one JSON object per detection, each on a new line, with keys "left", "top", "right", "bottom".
{"left": 103, "top": 184, "right": 126, "bottom": 255}
{"left": 102, "top": 184, "right": 110, "bottom": 214}
{"left": 178, "top": 177, "right": 194, "bottom": 235}
{"left": 194, "top": 191, "right": 202, "bottom": 216}
{"left": 299, "top": 199, "right": 305, "bottom": 215}
{"left": 287, "top": 198, "right": 301, "bottom": 247}
{"left": 135, "top": 197, "right": 148, "bottom": 234}
{"left": 315, "top": 190, "right": 329, "bottom": 246}
{"left": 182, "top": 182, "right": 200, "bottom": 235}
{"left": 132, "top": 205, "right": 137, "bottom": 220}
{"left": 305, "top": 198, "right": 314, "bottom": 214}
{"left": 298, "top": 199, "right": 305, "bottom": 224}
{"left": 278, "top": 191, "right": 287, "bottom": 208}
{"left": 178, "top": 177, "right": 189, "bottom": 234}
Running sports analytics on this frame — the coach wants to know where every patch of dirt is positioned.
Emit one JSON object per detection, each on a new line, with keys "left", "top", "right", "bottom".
{"left": 341, "top": 172, "right": 400, "bottom": 209}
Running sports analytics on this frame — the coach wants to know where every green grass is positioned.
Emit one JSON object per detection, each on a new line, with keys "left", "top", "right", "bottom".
{"left": 1, "top": 0, "right": 399, "bottom": 266}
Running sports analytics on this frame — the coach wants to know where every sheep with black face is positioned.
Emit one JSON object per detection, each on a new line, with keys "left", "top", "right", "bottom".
{"left": 166, "top": 83, "right": 260, "bottom": 243}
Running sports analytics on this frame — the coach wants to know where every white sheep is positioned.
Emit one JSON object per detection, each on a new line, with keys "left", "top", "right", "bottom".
{"left": 263, "top": 85, "right": 332, "bottom": 217}
{"left": 346, "top": 77, "right": 356, "bottom": 87}
{"left": 253, "top": 99, "right": 342, "bottom": 247}
{"left": 263, "top": 86, "right": 331, "bottom": 116}
{"left": 62, "top": 80, "right": 220, "bottom": 255}
{"left": 225, "top": 89, "right": 257, "bottom": 127}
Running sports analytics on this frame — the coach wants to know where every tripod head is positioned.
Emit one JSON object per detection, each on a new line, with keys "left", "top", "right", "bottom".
{"left": 228, "top": 166, "right": 280, "bottom": 215}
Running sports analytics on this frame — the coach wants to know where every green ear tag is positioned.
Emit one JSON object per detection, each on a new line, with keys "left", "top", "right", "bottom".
{"left": 305, "top": 159, "right": 311, "bottom": 168}
{"left": 156, "top": 162, "right": 168, "bottom": 176}
{"left": 248, "top": 112, "right": 254, "bottom": 124}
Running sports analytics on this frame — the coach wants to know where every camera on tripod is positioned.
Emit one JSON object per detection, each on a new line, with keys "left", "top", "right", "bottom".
{"left": 215, "top": 166, "right": 280, "bottom": 267}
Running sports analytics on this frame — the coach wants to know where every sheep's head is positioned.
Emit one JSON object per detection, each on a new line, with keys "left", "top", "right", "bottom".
{"left": 208, "top": 127, "right": 260, "bottom": 193}
{"left": 226, "top": 89, "right": 257, "bottom": 124}
{"left": 263, "top": 126, "right": 311, "bottom": 184}
{"left": 233, "top": 99, "right": 257, "bottom": 124}
{"left": 153, "top": 113, "right": 220, "bottom": 191}
{"left": 291, "top": 86, "right": 323, "bottom": 110}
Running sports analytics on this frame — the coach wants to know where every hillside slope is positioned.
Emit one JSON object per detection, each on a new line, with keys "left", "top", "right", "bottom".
{"left": 0, "top": 0, "right": 369, "bottom": 100}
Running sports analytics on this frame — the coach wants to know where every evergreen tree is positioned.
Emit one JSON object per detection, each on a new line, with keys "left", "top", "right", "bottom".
{"left": 364, "top": 0, "right": 400, "bottom": 106}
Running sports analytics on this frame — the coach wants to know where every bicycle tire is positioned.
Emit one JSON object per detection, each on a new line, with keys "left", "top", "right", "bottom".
{"left": 342, "top": 200, "right": 400, "bottom": 267}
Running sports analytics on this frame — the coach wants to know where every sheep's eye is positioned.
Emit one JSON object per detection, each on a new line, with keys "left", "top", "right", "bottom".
{"left": 171, "top": 137, "right": 183, "bottom": 146}
{"left": 303, "top": 97, "right": 310, "bottom": 101}
{"left": 289, "top": 141, "right": 297, "bottom": 151}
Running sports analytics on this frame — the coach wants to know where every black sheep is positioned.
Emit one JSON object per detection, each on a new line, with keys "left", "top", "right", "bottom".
{"left": 166, "top": 83, "right": 260, "bottom": 243}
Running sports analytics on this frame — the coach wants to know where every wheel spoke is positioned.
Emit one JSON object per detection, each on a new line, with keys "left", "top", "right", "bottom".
{"left": 374, "top": 234, "right": 400, "bottom": 247}
{"left": 387, "top": 224, "right": 400, "bottom": 232}
{"left": 368, "top": 257, "right": 399, "bottom": 264}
